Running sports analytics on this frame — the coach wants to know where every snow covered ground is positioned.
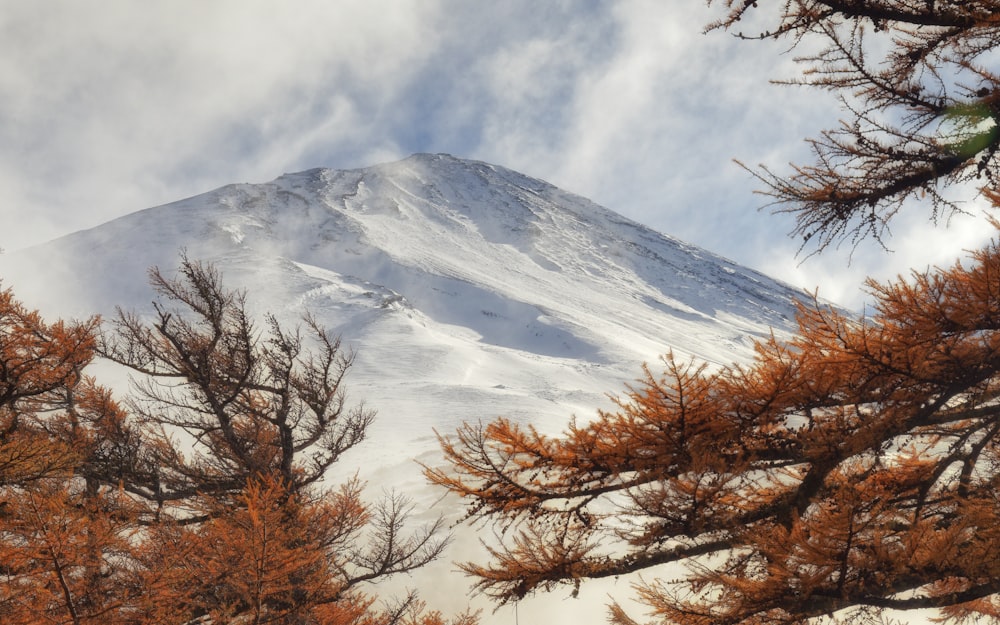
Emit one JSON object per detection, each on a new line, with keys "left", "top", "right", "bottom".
{"left": 0, "top": 153, "right": 815, "bottom": 623}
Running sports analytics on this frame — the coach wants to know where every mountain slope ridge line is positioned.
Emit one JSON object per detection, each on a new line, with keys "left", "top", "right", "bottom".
{"left": 0, "top": 151, "right": 816, "bottom": 459}
{"left": 0, "top": 151, "right": 825, "bottom": 624}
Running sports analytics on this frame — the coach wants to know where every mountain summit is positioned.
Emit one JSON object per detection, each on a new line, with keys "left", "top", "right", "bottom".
{"left": 2, "top": 153, "right": 810, "bottom": 449}
{"left": 0, "top": 153, "right": 814, "bottom": 623}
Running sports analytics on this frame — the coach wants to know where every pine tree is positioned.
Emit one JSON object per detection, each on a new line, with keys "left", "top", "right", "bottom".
{"left": 0, "top": 285, "right": 145, "bottom": 624}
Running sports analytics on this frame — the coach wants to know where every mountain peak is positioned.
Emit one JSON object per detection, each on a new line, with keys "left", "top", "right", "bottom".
{"left": 4, "top": 154, "right": 807, "bottom": 368}
{"left": 0, "top": 157, "right": 813, "bottom": 624}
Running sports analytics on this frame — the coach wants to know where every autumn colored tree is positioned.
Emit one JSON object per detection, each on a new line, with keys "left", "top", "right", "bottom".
{"left": 0, "top": 285, "right": 147, "bottom": 624}
{"left": 427, "top": 211, "right": 1000, "bottom": 623}
{"left": 0, "top": 285, "right": 97, "bottom": 487}
{"left": 0, "top": 264, "right": 475, "bottom": 625}
{"left": 707, "top": 0, "right": 1000, "bottom": 250}
{"left": 98, "top": 256, "right": 470, "bottom": 625}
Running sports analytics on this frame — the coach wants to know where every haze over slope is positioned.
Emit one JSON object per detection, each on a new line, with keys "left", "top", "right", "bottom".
{"left": 0, "top": 153, "right": 815, "bottom": 621}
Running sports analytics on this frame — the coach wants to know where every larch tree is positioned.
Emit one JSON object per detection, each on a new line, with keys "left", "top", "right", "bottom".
{"left": 0, "top": 284, "right": 146, "bottom": 624}
{"left": 98, "top": 256, "right": 471, "bottom": 625}
{"left": 707, "top": 0, "right": 1000, "bottom": 251}
{"left": 428, "top": 207, "right": 1000, "bottom": 624}
{"left": 426, "top": 2, "right": 1000, "bottom": 624}
{"left": 0, "top": 262, "right": 476, "bottom": 625}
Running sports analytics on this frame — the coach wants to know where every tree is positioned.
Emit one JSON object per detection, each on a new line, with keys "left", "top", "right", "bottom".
{"left": 99, "top": 257, "right": 377, "bottom": 506}
{"left": 0, "top": 263, "right": 475, "bottom": 625}
{"left": 98, "top": 256, "right": 468, "bottom": 624}
{"left": 0, "top": 284, "right": 146, "bottom": 624}
{"left": 427, "top": 209, "right": 1000, "bottom": 624}
{"left": 0, "top": 285, "right": 98, "bottom": 488}
{"left": 706, "top": 0, "right": 1000, "bottom": 251}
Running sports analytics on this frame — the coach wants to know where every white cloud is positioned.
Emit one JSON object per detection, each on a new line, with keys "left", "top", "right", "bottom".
{"left": 2, "top": 5, "right": 995, "bottom": 625}
{"left": 0, "top": 0, "right": 443, "bottom": 246}
{"left": 0, "top": 0, "right": 991, "bottom": 312}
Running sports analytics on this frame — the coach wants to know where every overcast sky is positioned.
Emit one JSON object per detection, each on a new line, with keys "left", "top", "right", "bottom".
{"left": 1, "top": 0, "right": 995, "bottom": 311}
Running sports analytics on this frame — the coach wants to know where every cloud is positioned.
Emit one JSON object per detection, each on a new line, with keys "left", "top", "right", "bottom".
{"left": 0, "top": 0, "right": 992, "bottom": 313}
{"left": 760, "top": 196, "right": 997, "bottom": 312}
{"left": 3, "top": 6, "right": 997, "bottom": 625}
{"left": 0, "top": 0, "right": 444, "bottom": 246}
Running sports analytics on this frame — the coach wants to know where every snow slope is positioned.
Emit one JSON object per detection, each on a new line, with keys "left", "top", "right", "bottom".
{"left": 0, "top": 153, "right": 815, "bottom": 623}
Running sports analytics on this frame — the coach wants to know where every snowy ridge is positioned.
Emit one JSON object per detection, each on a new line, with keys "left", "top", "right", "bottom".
{"left": 0, "top": 150, "right": 814, "bottom": 488}
{"left": 0, "top": 153, "right": 816, "bottom": 623}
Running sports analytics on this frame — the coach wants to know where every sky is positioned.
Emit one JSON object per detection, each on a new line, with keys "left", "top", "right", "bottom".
{"left": 0, "top": 0, "right": 996, "bottom": 312}
{"left": 0, "top": 5, "right": 991, "bottom": 624}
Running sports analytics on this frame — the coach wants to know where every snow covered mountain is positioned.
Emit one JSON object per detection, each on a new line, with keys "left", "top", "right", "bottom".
{"left": 0, "top": 153, "right": 814, "bottom": 622}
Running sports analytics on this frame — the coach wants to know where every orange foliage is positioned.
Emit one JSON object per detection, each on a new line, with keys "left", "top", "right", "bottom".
{"left": 0, "top": 285, "right": 145, "bottom": 624}
{"left": 138, "top": 475, "right": 368, "bottom": 624}
{"left": 0, "top": 286, "right": 97, "bottom": 487}
{"left": 0, "top": 267, "right": 474, "bottom": 625}
{"left": 429, "top": 224, "right": 1000, "bottom": 623}
{"left": 707, "top": 0, "right": 1000, "bottom": 251}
